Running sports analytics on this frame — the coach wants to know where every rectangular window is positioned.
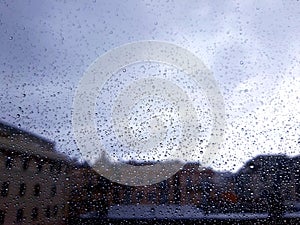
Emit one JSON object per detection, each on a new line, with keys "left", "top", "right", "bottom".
{"left": 124, "top": 188, "right": 132, "bottom": 204}
{"left": 16, "top": 209, "right": 24, "bottom": 222}
{"left": 45, "top": 206, "right": 51, "bottom": 218}
{"left": 51, "top": 185, "right": 57, "bottom": 197}
{"left": 1, "top": 182, "right": 9, "bottom": 197}
{"left": 36, "top": 159, "right": 44, "bottom": 173}
{"left": 148, "top": 192, "right": 156, "bottom": 203}
{"left": 160, "top": 180, "right": 169, "bottom": 204}
{"left": 34, "top": 184, "right": 40, "bottom": 196}
{"left": 5, "top": 157, "right": 12, "bottom": 169}
{"left": 113, "top": 188, "right": 119, "bottom": 204}
{"left": 37, "top": 163, "right": 42, "bottom": 172}
{"left": 22, "top": 157, "right": 30, "bottom": 170}
{"left": 31, "top": 207, "right": 38, "bottom": 221}
{"left": 160, "top": 192, "right": 168, "bottom": 204}
{"left": 49, "top": 163, "right": 54, "bottom": 172}
{"left": 186, "top": 177, "right": 193, "bottom": 188}
{"left": 55, "top": 162, "right": 62, "bottom": 173}
{"left": 136, "top": 191, "right": 143, "bottom": 203}
{"left": 53, "top": 205, "right": 58, "bottom": 217}
{"left": 19, "top": 183, "right": 26, "bottom": 197}
{"left": 0, "top": 210, "right": 5, "bottom": 225}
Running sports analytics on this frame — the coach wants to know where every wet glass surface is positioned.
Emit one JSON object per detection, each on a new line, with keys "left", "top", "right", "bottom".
{"left": 1, "top": 1, "right": 300, "bottom": 224}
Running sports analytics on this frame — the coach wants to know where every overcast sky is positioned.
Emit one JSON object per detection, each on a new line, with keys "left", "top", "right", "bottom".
{"left": 0, "top": 0, "right": 299, "bottom": 172}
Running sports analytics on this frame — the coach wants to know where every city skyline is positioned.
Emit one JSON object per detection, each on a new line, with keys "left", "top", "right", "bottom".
{"left": 1, "top": 1, "right": 299, "bottom": 173}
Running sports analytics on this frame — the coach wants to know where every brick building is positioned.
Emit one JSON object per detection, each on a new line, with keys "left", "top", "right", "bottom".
{"left": 104, "top": 163, "right": 217, "bottom": 207}
{"left": 235, "top": 154, "right": 300, "bottom": 213}
{"left": 0, "top": 122, "right": 72, "bottom": 224}
{"left": 68, "top": 162, "right": 110, "bottom": 220}
{"left": 68, "top": 160, "right": 239, "bottom": 220}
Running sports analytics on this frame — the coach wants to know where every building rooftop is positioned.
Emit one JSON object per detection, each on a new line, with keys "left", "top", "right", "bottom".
{"left": 0, "top": 121, "right": 69, "bottom": 162}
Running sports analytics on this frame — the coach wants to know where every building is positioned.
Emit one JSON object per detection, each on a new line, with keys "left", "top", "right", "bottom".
{"left": 234, "top": 154, "right": 300, "bottom": 213}
{"left": 68, "top": 159, "right": 240, "bottom": 221}
{"left": 68, "top": 162, "right": 110, "bottom": 221}
{"left": 104, "top": 162, "right": 222, "bottom": 208}
{"left": 0, "top": 122, "right": 72, "bottom": 224}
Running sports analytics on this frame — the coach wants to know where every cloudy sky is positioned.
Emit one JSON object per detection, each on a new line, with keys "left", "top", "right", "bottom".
{"left": 0, "top": 0, "right": 299, "bottom": 172}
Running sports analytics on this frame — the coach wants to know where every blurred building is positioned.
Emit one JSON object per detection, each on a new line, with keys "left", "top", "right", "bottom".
{"left": 64, "top": 154, "right": 300, "bottom": 220}
{"left": 105, "top": 163, "right": 230, "bottom": 208}
{"left": 0, "top": 122, "right": 72, "bottom": 224}
{"left": 68, "top": 159, "right": 240, "bottom": 221}
{"left": 68, "top": 162, "right": 110, "bottom": 221}
{"left": 235, "top": 154, "right": 300, "bottom": 213}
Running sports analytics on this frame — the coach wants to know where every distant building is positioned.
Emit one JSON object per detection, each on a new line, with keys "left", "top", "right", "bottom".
{"left": 292, "top": 155, "right": 300, "bottom": 202}
{"left": 0, "top": 122, "right": 72, "bottom": 224}
{"left": 235, "top": 154, "right": 300, "bottom": 213}
{"left": 105, "top": 163, "right": 220, "bottom": 207}
{"left": 68, "top": 160, "right": 240, "bottom": 221}
{"left": 68, "top": 162, "right": 110, "bottom": 221}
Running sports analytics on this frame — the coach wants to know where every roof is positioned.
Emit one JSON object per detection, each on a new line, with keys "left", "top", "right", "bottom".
{"left": 0, "top": 121, "right": 69, "bottom": 162}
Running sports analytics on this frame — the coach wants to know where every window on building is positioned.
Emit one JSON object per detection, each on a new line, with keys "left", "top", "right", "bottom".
{"left": 16, "top": 209, "right": 24, "bottom": 222}
{"left": 136, "top": 191, "right": 143, "bottom": 204}
{"left": 174, "top": 175, "right": 181, "bottom": 204}
{"left": 160, "top": 191, "right": 168, "bottom": 204}
{"left": 51, "top": 185, "right": 57, "bottom": 197}
{"left": 5, "top": 157, "right": 12, "bottom": 169}
{"left": 34, "top": 184, "right": 40, "bottom": 196}
{"left": 53, "top": 205, "right": 58, "bottom": 217}
{"left": 124, "top": 187, "right": 132, "bottom": 204}
{"left": 49, "top": 163, "right": 54, "bottom": 172}
{"left": 19, "top": 183, "right": 26, "bottom": 197}
{"left": 55, "top": 162, "right": 62, "bottom": 173}
{"left": 186, "top": 176, "right": 193, "bottom": 188}
{"left": 36, "top": 159, "right": 44, "bottom": 173}
{"left": 148, "top": 192, "right": 156, "bottom": 203}
{"left": 45, "top": 206, "right": 51, "bottom": 218}
{"left": 160, "top": 180, "right": 169, "bottom": 204}
{"left": 22, "top": 157, "right": 30, "bottom": 170}
{"left": 1, "top": 182, "right": 9, "bottom": 197}
{"left": 31, "top": 207, "right": 38, "bottom": 221}
{"left": 37, "top": 163, "right": 42, "bottom": 172}
{"left": 0, "top": 210, "right": 5, "bottom": 225}
{"left": 113, "top": 188, "right": 119, "bottom": 204}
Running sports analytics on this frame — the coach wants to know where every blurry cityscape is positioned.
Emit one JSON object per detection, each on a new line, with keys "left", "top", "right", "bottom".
{"left": 1, "top": 121, "right": 300, "bottom": 224}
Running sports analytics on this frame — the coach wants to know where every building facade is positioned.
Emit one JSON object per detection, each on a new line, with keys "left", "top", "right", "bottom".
{"left": 68, "top": 160, "right": 240, "bottom": 220}
{"left": 68, "top": 163, "right": 110, "bottom": 220}
{"left": 0, "top": 122, "right": 72, "bottom": 224}
{"left": 235, "top": 154, "right": 300, "bottom": 213}
{"left": 104, "top": 163, "right": 233, "bottom": 209}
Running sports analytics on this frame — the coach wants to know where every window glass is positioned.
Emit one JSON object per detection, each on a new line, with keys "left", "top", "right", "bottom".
{"left": 1, "top": 1, "right": 299, "bottom": 224}
{"left": 1, "top": 182, "right": 9, "bottom": 197}
{"left": 31, "top": 207, "right": 38, "bottom": 221}
{"left": 34, "top": 184, "right": 40, "bottom": 197}
{"left": 19, "top": 183, "right": 26, "bottom": 197}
